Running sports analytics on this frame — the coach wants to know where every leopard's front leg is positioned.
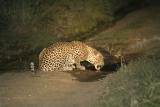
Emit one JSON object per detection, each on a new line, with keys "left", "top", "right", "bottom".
{"left": 75, "top": 59, "right": 86, "bottom": 70}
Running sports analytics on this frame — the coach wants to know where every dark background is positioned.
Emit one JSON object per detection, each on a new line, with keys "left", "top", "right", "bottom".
{"left": 0, "top": 0, "right": 153, "bottom": 70}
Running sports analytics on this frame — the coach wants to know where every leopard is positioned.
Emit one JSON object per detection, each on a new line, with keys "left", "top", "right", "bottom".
{"left": 39, "top": 41, "right": 104, "bottom": 72}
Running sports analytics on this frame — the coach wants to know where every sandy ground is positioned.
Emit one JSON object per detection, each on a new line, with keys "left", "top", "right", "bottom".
{"left": 0, "top": 70, "right": 107, "bottom": 107}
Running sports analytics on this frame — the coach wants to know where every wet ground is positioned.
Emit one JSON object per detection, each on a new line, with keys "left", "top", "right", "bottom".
{"left": 0, "top": 68, "right": 114, "bottom": 107}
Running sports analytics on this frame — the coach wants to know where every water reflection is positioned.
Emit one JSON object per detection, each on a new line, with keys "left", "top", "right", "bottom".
{"left": 69, "top": 63, "right": 120, "bottom": 82}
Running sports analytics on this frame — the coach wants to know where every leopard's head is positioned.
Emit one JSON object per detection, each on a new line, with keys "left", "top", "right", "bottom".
{"left": 86, "top": 46, "right": 104, "bottom": 71}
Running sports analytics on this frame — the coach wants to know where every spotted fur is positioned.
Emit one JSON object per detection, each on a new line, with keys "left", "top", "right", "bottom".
{"left": 39, "top": 41, "right": 104, "bottom": 72}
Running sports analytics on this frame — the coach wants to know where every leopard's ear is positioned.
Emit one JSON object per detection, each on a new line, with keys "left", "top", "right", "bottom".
{"left": 94, "top": 50, "right": 98, "bottom": 55}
